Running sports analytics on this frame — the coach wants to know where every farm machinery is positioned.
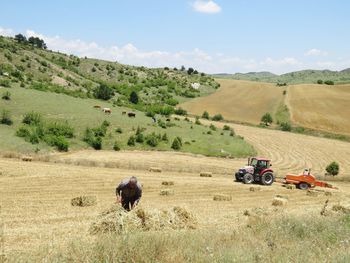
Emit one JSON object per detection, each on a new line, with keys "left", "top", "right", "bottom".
{"left": 284, "top": 169, "right": 338, "bottom": 190}
{"left": 234, "top": 157, "right": 274, "bottom": 185}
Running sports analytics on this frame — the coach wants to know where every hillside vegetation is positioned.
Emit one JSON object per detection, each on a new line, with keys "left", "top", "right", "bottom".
{"left": 215, "top": 68, "right": 350, "bottom": 85}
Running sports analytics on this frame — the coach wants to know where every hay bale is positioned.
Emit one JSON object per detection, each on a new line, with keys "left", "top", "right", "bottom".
{"left": 71, "top": 195, "right": 97, "bottom": 207}
{"left": 272, "top": 197, "right": 288, "bottom": 206}
{"left": 285, "top": 184, "right": 296, "bottom": 190}
{"left": 332, "top": 205, "right": 350, "bottom": 214}
{"left": 160, "top": 189, "right": 174, "bottom": 196}
{"left": 162, "top": 181, "right": 174, "bottom": 186}
{"left": 213, "top": 194, "right": 232, "bottom": 201}
{"left": 90, "top": 205, "right": 197, "bottom": 234}
{"left": 200, "top": 172, "right": 212, "bottom": 177}
{"left": 149, "top": 167, "right": 162, "bottom": 173}
{"left": 249, "top": 186, "right": 261, "bottom": 192}
{"left": 306, "top": 190, "right": 319, "bottom": 197}
{"left": 21, "top": 156, "right": 33, "bottom": 162}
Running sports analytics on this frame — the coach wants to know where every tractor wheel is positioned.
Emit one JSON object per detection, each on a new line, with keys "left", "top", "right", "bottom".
{"left": 261, "top": 172, "right": 274, "bottom": 185}
{"left": 298, "top": 182, "right": 309, "bottom": 190}
{"left": 243, "top": 173, "right": 254, "bottom": 184}
{"left": 235, "top": 173, "right": 242, "bottom": 182}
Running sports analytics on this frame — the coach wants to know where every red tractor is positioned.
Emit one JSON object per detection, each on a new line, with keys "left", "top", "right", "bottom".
{"left": 234, "top": 157, "right": 274, "bottom": 185}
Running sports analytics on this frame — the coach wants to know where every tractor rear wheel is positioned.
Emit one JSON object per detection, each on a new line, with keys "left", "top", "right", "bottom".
{"left": 261, "top": 172, "right": 274, "bottom": 185}
{"left": 298, "top": 182, "right": 309, "bottom": 190}
{"left": 243, "top": 173, "right": 254, "bottom": 184}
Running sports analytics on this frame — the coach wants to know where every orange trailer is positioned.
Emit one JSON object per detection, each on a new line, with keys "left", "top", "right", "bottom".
{"left": 284, "top": 169, "right": 337, "bottom": 190}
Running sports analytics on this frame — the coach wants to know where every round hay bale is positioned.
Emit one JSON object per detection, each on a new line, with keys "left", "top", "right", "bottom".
{"left": 21, "top": 156, "right": 33, "bottom": 162}
{"left": 249, "top": 186, "right": 261, "bottom": 192}
{"left": 200, "top": 172, "right": 212, "bottom": 177}
{"left": 306, "top": 190, "right": 319, "bottom": 197}
{"left": 272, "top": 197, "right": 288, "bottom": 206}
{"left": 161, "top": 181, "right": 174, "bottom": 186}
{"left": 71, "top": 195, "right": 97, "bottom": 207}
{"left": 285, "top": 184, "right": 296, "bottom": 190}
{"left": 213, "top": 194, "right": 232, "bottom": 201}
{"left": 149, "top": 167, "right": 162, "bottom": 173}
{"left": 160, "top": 189, "right": 174, "bottom": 196}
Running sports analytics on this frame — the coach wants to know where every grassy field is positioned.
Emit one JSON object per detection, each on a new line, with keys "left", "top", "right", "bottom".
{"left": 0, "top": 86, "right": 255, "bottom": 157}
{"left": 180, "top": 79, "right": 285, "bottom": 125}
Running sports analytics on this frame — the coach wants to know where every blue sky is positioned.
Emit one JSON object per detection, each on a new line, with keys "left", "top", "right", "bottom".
{"left": 1, "top": 0, "right": 350, "bottom": 74}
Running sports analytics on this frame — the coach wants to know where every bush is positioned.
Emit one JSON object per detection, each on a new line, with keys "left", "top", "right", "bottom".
{"left": 127, "top": 135, "right": 136, "bottom": 146}
{"left": 45, "top": 135, "right": 69, "bottom": 152}
{"left": 1, "top": 91, "right": 11, "bottom": 100}
{"left": 171, "top": 137, "right": 182, "bottom": 150}
{"left": 0, "top": 110, "right": 13, "bottom": 125}
{"left": 136, "top": 133, "right": 144, "bottom": 143}
{"left": 161, "top": 133, "right": 168, "bottom": 142}
{"left": 16, "top": 126, "right": 30, "bottom": 138}
{"left": 115, "top": 127, "right": 123, "bottom": 134}
{"left": 202, "top": 111, "right": 210, "bottom": 119}
{"left": 223, "top": 125, "right": 230, "bottom": 131}
{"left": 212, "top": 114, "right": 223, "bottom": 121}
{"left": 45, "top": 121, "right": 74, "bottom": 138}
{"left": 157, "top": 119, "right": 167, "bottom": 129}
{"left": 326, "top": 161, "right": 339, "bottom": 176}
{"left": 195, "top": 117, "right": 201, "bottom": 125}
{"left": 113, "top": 141, "right": 121, "bottom": 151}
{"left": 261, "top": 113, "right": 273, "bottom": 125}
{"left": 165, "top": 98, "right": 179, "bottom": 106}
{"left": 280, "top": 122, "right": 292, "bottom": 131}
{"left": 317, "top": 80, "right": 323, "bottom": 84}
{"left": 324, "top": 80, "right": 334, "bottom": 85}
{"left": 209, "top": 124, "right": 217, "bottom": 131}
{"left": 145, "top": 133, "right": 159, "bottom": 147}
{"left": 174, "top": 108, "right": 187, "bottom": 116}
{"left": 129, "top": 91, "right": 139, "bottom": 104}
{"left": 93, "top": 84, "right": 114, "bottom": 100}
{"left": 0, "top": 79, "right": 11, "bottom": 87}
{"left": 23, "top": 111, "right": 42, "bottom": 125}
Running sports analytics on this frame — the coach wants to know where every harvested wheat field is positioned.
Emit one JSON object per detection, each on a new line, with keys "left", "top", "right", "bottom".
{"left": 180, "top": 79, "right": 284, "bottom": 124}
{"left": 287, "top": 83, "right": 350, "bottom": 136}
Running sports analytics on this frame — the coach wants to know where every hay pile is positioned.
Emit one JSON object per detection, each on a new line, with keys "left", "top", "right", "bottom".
{"left": 71, "top": 196, "right": 97, "bottom": 207}
{"left": 162, "top": 181, "right": 174, "bottom": 186}
{"left": 149, "top": 167, "right": 162, "bottom": 173}
{"left": 332, "top": 204, "right": 350, "bottom": 214}
{"left": 200, "top": 172, "right": 212, "bottom": 177}
{"left": 90, "top": 205, "right": 197, "bottom": 234}
{"left": 249, "top": 186, "right": 261, "bottom": 192}
{"left": 213, "top": 194, "right": 232, "bottom": 201}
{"left": 160, "top": 189, "right": 174, "bottom": 196}
{"left": 272, "top": 197, "right": 288, "bottom": 206}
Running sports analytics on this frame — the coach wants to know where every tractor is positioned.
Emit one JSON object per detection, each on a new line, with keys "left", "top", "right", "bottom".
{"left": 234, "top": 157, "right": 274, "bottom": 185}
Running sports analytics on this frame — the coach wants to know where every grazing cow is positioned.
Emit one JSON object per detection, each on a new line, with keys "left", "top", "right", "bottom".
{"left": 122, "top": 111, "right": 127, "bottom": 115}
{"left": 128, "top": 112, "right": 136, "bottom": 118}
{"left": 93, "top": 105, "right": 101, "bottom": 109}
{"left": 102, "top": 108, "right": 112, "bottom": 114}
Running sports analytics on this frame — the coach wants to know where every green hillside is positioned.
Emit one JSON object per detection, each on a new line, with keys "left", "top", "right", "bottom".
{"left": 0, "top": 35, "right": 254, "bottom": 157}
{"left": 214, "top": 69, "right": 350, "bottom": 84}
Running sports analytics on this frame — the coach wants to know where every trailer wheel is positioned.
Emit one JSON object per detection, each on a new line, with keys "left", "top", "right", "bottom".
{"left": 261, "top": 172, "right": 274, "bottom": 185}
{"left": 298, "top": 182, "right": 309, "bottom": 190}
{"left": 243, "top": 173, "right": 254, "bottom": 184}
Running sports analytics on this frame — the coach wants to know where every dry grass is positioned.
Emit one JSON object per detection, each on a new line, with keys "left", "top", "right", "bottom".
{"left": 161, "top": 181, "right": 174, "bottom": 186}
{"left": 71, "top": 196, "right": 97, "bottom": 207}
{"left": 199, "top": 172, "right": 212, "bottom": 177}
{"left": 149, "top": 167, "right": 162, "bottom": 173}
{"left": 160, "top": 189, "right": 175, "bottom": 196}
{"left": 213, "top": 194, "right": 232, "bottom": 201}
{"left": 249, "top": 186, "right": 261, "bottom": 192}
{"left": 272, "top": 197, "right": 288, "bottom": 206}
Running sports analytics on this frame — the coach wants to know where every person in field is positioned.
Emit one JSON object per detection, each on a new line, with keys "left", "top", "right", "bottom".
{"left": 116, "top": 176, "right": 142, "bottom": 211}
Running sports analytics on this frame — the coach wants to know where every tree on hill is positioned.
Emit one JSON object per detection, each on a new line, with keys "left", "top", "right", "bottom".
{"left": 129, "top": 91, "right": 139, "bottom": 104}
{"left": 317, "top": 79, "right": 323, "bottom": 84}
{"left": 261, "top": 113, "right": 273, "bottom": 125}
{"left": 28, "top": 36, "right": 47, "bottom": 49}
{"left": 93, "top": 84, "right": 114, "bottom": 100}
{"left": 14, "top": 34, "right": 27, "bottom": 43}
{"left": 187, "top": 68, "right": 194, "bottom": 75}
{"left": 202, "top": 111, "right": 210, "bottom": 119}
{"left": 326, "top": 161, "right": 339, "bottom": 176}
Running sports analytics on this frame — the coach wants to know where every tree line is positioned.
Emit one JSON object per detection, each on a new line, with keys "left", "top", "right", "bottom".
{"left": 14, "top": 33, "right": 47, "bottom": 49}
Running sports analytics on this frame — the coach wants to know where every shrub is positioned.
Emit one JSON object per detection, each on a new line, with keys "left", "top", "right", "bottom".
{"left": 280, "top": 122, "right": 292, "bottom": 131}
{"left": 324, "top": 80, "right": 334, "bottom": 85}
{"left": 212, "top": 114, "right": 223, "bottom": 121}
{"left": 113, "top": 141, "right": 121, "bottom": 151}
{"left": 174, "top": 108, "right": 187, "bottom": 116}
{"left": 158, "top": 119, "right": 167, "bottom": 129}
{"left": 22, "top": 111, "right": 42, "bottom": 125}
{"left": 145, "top": 133, "right": 159, "bottom": 147}
{"left": 202, "top": 111, "right": 210, "bottom": 119}
{"left": 161, "top": 133, "right": 168, "bottom": 142}
{"left": 1, "top": 91, "right": 11, "bottom": 100}
{"left": 16, "top": 126, "right": 31, "bottom": 138}
{"left": 127, "top": 135, "right": 136, "bottom": 146}
{"left": 261, "top": 112, "right": 273, "bottom": 125}
{"left": 45, "top": 121, "right": 74, "bottom": 138}
{"left": 136, "top": 133, "right": 144, "bottom": 143}
{"left": 0, "top": 110, "right": 13, "bottom": 125}
{"left": 93, "top": 84, "right": 114, "bottom": 100}
{"left": 0, "top": 79, "right": 11, "bottom": 87}
{"left": 209, "top": 124, "right": 217, "bottom": 131}
{"left": 230, "top": 130, "right": 235, "bottom": 137}
{"left": 129, "top": 91, "right": 139, "bottom": 104}
{"left": 195, "top": 117, "right": 201, "bottom": 125}
{"left": 326, "top": 161, "right": 339, "bottom": 176}
{"left": 115, "top": 127, "right": 123, "bottom": 134}
{"left": 317, "top": 80, "right": 323, "bottom": 84}
{"left": 223, "top": 125, "right": 230, "bottom": 131}
{"left": 45, "top": 135, "right": 69, "bottom": 152}
{"left": 207, "top": 131, "right": 212, "bottom": 135}
{"left": 171, "top": 137, "right": 182, "bottom": 150}
{"left": 165, "top": 98, "right": 179, "bottom": 106}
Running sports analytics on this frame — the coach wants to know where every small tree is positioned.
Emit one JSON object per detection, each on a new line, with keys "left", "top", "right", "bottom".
{"left": 202, "top": 111, "right": 210, "bottom": 119}
{"left": 324, "top": 80, "right": 334, "bottom": 85}
{"left": 280, "top": 122, "right": 292, "bottom": 131}
{"left": 93, "top": 84, "right": 114, "bottom": 100}
{"left": 113, "top": 141, "right": 121, "bottom": 151}
{"left": 326, "top": 161, "right": 339, "bottom": 176}
{"left": 129, "top": 91, "right": 139, "bottom": 104}
{"left": 171, "top": 137, "right": 182, "bottom": 150}
{"left": 212, "top": 114, "right": 224, "bottom": 121}
{"left": 261, "top": 113, "right": 273, "bottom": 125}
{"left": 187, "top": 67, "right": 194, "bottom": 75}
{"left": 127, "top": 135, "right": 136, "bottom": 146}
{"left": 145, "top": 133, "right": 159, "bottom": 147}
{"left": 161, "top": 133, "right": 168, "bottom": 142}
{"left": 15, "top": 34, "right": 27, "bottom": 43}
{"left": 317, "top": 80, "right": 323, "bottom": 84}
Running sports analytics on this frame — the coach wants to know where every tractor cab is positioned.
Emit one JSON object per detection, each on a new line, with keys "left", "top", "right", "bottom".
{"left": 249, "top": 157, "right": 271, "bottom": 175}
{"left": 235, "top": 157, "right": 274, "bottom": 185}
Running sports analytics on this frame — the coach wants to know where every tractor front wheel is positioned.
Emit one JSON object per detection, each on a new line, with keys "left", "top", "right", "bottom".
{"left": 243, "top": 173, "right": 254, "bottom": 184}
{"left": 261, "top": 172, "right": 274, "bottom": 185}
{"left": 298, "top": 182, "right": 309, "bottom": 190}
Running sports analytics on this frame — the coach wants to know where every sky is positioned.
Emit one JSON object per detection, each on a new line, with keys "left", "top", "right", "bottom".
{"left": 1, "top": 0, "right": 350, "bottom": 74}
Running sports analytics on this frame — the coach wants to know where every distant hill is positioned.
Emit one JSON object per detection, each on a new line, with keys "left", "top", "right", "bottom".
{"left": 213, "top": 68, "right": 350, "bottom": 84}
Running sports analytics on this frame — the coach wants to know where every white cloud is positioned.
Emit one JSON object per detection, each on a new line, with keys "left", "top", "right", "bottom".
{"left": 1, "top": 27, "right": 349, "bottom": 74}
{"left": 305, "top": 48, "right": 328, "bottom": 57}
{"left": 191, "top": 1, "right": 221, "bottom": 14}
